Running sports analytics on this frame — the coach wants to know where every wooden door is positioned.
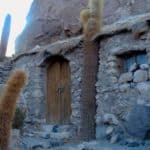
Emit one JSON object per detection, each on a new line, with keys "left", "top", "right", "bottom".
{"left": 46, "top": 57, "right": 71, "bottom": 124}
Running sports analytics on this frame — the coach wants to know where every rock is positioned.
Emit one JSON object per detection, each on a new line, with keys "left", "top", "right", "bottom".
{"left": 41, "top": 125, "right": 53, "bottom": 132}
{"left": 96, "top": 126, "right": 107, "bottom": 140}
{"left": 9, "top": 129, "right": 20, "bottom": 150}
{"left": 106, "top": 126, "right": 114, "bottom": 136}
{"left": 119, "top": 72, "right": 133, "bottom": 83}
{"left": 127, "top": 142, "right": 140, "bottom": 147}
{"left": 50, "top": 132, "right": 71, "bottom": 140}
{"left": 32, "top": 144, "right": 44, "bottom": 149}
{"left": 119, "top": 83, "right": 130, "bottom": 92}
{"left": 110, "top": 76, "right": 118, "bottom": 83}
{"left": 108, "top": 61, "right": 118, "bottom": 68}
{"left": 107, "top": 56, "right": 118, "bottom": 62}
{"left": 140, "top": 64, "right": 149, "bottom": 70}
{"left": 107, "top": 68, "right": 119, "bottom": 77}
{"left": 39, "top": 132, "right": 50, "bottom": 139}
{"left": 52, "top": 125, "right": 59, "bottom": 133}
{"left": 136, "top": 82, "right": 150, "bottom": 95}
{"left": 110, "top": 134, "right": 119, "bottom": 144}
{"left": 125, "top": 104, "right": 150, "bottom": 139}
{"left": 31, "top": 89, "right": 43, "bottom": 97}
{"left": 103, "top": 114, "right": 119, "bottom": 125}
{"left": 133, "top": 70, "right": 148, "bottom": 82}
{"left": 49, "top": 139, "right": 64, "bottom": 147}
{"left": 125, "top": 139, "right": 141, "bottom": 147}
{"left": 55, "top": 125, "right": 73, "bottom": 132}
{"left": 21, "top": 136, "right": 50, "bottom": 149}
{"left": 129, "top": 63, "right": 138, "bottom": 72}
{"left": 96, "top": 116, "right": 103, "bottom": 125}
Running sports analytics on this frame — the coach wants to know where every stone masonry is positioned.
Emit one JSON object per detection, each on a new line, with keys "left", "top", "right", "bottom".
{"left": 1, "top": 13, "right": 150, "bottom": 149}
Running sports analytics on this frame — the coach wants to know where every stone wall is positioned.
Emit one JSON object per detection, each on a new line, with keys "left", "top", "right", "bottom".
{"left": 0, "top": 59, "right": 13, "bottom": 95}
{"left": 12, "top": 13, "right": 150, "bottom": 144}
{"left": 0, "top": 13, "right": 149, "bottom": 148}
{"left": 0, "top": 59, "right": 13, "bottom": 84}
{"left": 12, "top": 45, "right": 83, "bottom": 138}
{"left": 96, "top": 22, "right": 150, "bottom": 142}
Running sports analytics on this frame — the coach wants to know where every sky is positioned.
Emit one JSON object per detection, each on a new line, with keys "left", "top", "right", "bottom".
{"left": 0, "top": 0, "right": 33, "bottom": 56}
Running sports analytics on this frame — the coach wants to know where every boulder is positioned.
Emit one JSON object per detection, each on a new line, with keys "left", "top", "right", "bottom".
{"left": 125, "top": 104, "right": 150, "bottom": 139}
{"left": 133, "top": 70, "right": 148, "bottom": 82}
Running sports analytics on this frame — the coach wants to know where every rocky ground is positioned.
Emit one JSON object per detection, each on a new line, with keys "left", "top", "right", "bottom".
{"left": 10, "top": 122, "right": 150, "bottom": 150}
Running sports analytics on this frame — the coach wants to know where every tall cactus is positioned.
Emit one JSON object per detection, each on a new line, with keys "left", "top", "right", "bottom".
{"left": 0, "top": 14, "right": 11, "bottom": 58}
{"left": 0, "top": 70, "right": 27, "bottom": 150}
{"left": 79, "top": 0, "right": 104, "bottom": 141}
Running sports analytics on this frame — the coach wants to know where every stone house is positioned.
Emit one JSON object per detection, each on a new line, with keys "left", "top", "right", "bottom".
{"left": 1, "top": 12, "right": 150, "bottom": 148}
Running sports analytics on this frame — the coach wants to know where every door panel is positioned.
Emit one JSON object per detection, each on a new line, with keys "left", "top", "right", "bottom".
{"left": 46, "top": 58, "right": 71, "bottom": 124}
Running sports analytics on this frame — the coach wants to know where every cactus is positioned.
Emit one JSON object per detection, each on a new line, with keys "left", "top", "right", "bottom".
{"left": 0, "top": 70, "right": 27, "bottom": 150}
{"left": 79, "top": 0, "right": 104, "bottom": 141}
{"left": 0, "top": 14, "right": 11, "bottom": 58}
{"left": 80, "top": 0, "right": 103, "bottom": 39}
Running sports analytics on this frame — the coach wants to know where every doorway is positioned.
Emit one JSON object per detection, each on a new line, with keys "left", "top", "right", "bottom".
{"left": 46, "top": 56, "right": 71, "bottom": 124}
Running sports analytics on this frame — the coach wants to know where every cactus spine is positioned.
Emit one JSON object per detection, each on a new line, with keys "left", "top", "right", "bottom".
{"left": 0, "top": 70, "right": 27, "bottom": 150}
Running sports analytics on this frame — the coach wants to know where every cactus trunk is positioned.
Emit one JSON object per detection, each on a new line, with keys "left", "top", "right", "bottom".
{"left": 80, "top": 39, "right": 99, "bottom": 140}
{"left": 79, "top": 0, "right": 103, "bottom": 141}
{"left": 0, "top": 70, "right": 27, "bottom": 150}
{"left": 0, "top": 14, "right": 11, "bottom": 58}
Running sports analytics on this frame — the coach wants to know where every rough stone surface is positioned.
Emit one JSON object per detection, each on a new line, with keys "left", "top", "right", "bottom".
{"left": 103, "top": 114, "right": 119, "bottom": 125}
{"left": 0, "top": 8, "right": 149, "bottom": 149}
{"left": 125, "top": 104, "right": 150, "bottom": 139}
{"left": 13, "top": 46, "right": 83, "bottom": 129}
{"left": 129, "top": 63, "right": 138, "bottom": 72}
{"left": 9, "top": 129, "right": 20, "bottom": 150}
{"left": 119, "top": 83, "right": 130, "bottom": 92}
{"left": 140, "top": 64, "right": 149, "bottom": 70}
{"left": 133, "top": 70, "right": 148, "bottom": 82}
{"left": 136, "top": 82, "right": 150, "bottom": 95}
{"left": 106, "top": 126, "right": 114, "bottom": 136}
{"left": 110, "top": 134, "right": 119, "bottom": 144}
{"left": 96, "top": 25, "right": 150, "bottom": 144}
{"left": 119, "top": 72, "right": 133, "bottom": 83}
{"left": 15, "top": 0, "right": 150, "bottom": 52}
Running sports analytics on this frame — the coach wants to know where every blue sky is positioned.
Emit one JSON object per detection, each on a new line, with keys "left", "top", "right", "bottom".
{"left": 0, "top": 0, "right": 33, "bottom": 56}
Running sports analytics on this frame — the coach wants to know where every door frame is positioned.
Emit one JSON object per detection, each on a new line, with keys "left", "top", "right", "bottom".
{"left": 45, "top": 56, "right": 71, "bottom": 124}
